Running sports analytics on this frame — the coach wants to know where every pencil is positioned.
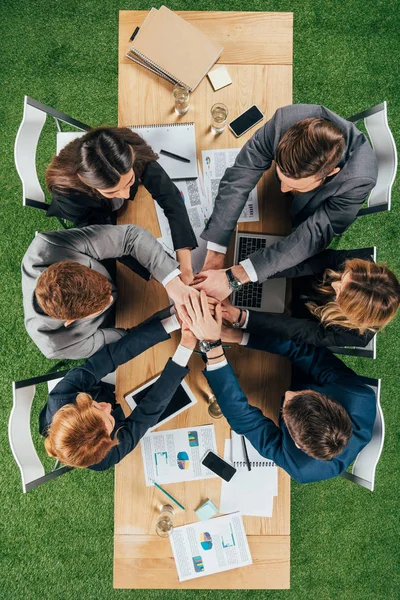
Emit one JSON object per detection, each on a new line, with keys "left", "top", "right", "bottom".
{"left": 242, "top": 436, "right": 252, "bottom": 471}
{"left": 152, "top": 480, "right": 185, "bottom": 510}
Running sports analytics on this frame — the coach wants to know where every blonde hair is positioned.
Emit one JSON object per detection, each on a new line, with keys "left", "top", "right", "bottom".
{"left": 44, "top": 393, "right": 119, "bottom": 468}
{"left": 307, "top": 258, "right": 400, "bottom": 334}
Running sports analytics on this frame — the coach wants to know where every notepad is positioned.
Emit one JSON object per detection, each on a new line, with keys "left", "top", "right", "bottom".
{"left": 130, "top": 122, "right": 197, "bottom": 180}
{"left": 126, "top": 6, "right": 224, "bottom": 91}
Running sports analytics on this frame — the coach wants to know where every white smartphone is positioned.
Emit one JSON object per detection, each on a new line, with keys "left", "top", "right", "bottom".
{"left": 228, "top": 105, "right": 265, "bottom": 137}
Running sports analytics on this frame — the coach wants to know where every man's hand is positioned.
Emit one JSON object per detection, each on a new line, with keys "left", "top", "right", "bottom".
{"left": 181, "top": 290, "right": 222, "bottom": 341}
{"left": 165, "top": 276, "right": 199, "bottom": 318}
{"left": 221, "top": 325, "right": 243, "bottom": 344}
{"left": 202, "top": 250, "right": 225, "bottom": 272}
{"left": 192, "top": 269, "right": 231, "bottom": 301}
{"left": 221, "top": 298, "right": 241, "bottom": 324}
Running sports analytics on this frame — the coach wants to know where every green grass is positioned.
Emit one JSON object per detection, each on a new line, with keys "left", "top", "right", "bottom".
{"left": 0, "top": 1, "right": 399, "bottom": 598}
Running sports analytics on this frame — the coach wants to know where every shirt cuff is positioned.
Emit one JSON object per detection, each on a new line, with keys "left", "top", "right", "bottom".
{"left": 161, "top": 314, "right": 180, "bottom": 334}
{"left": 207, "top": 242, "right": 228, "bottom": 255}
{"left": 242, "top": 310, "right": 250, "bottom": 329}
{"left": 206, "top": 358, "right": 228, "bottom": 371}
{"left": 172, "top": 344, "right": 193, "bottom": 367}
{"left": 162, "top": 268, "right": 181, "bottom": 288}
{"left": 240, "top": 333, "right": 250, "bottom": 346}
{"left": 240, "top": 258, "right": 258, "bottom": 283}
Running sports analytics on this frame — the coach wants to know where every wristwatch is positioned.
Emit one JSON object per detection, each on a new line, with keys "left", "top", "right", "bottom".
{"left": 232, "top": 308, "right": 244, "bottom": 329}
{"left": 226, "top": 268, "right": 243, "bottom": 292}
{"left": 199, "top": 339, "right": 222, "bottom": 354}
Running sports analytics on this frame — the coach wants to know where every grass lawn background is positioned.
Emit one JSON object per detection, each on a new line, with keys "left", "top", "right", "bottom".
{"left": 0, "top": 1, "right": 399, "bottom": 599}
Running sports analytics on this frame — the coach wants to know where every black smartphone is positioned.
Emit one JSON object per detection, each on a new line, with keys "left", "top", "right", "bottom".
{"left": 229, "top": 105, "right": 265, "bottom": 137}
{"left": 202, "top": 451, "right": 237, "bottom": 482}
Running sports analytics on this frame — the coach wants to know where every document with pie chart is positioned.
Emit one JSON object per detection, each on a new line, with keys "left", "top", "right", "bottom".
{"left": 140, "top": 425, "right": 218, "bottom": 486}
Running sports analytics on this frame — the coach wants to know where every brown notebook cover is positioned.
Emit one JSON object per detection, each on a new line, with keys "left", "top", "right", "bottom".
{"left": 127, "top": 6, "right": 224, "bottom": 91}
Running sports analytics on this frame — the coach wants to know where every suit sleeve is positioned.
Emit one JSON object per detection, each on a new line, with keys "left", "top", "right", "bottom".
{"left": 89, "top": 359, "right": 189, "bottom": 471}
{"left": 200, "top": 115, "right": 277, "bottom": 247}
{"left": 246, "top": 311, "right": 374, "bottom": 348}
{"left": 247, "top": 334, "right": 355, "bottom": 384}
{"left": 140, "top": 162, "right": 197, "bottom": 251}
{"left": 47, "top": 192, "right": 113, "bottom": 227}
{"left": 39, "top": 224, "right": 179, "bottom": 283}
{"left": 41, "top": 327, "right": 127, "bottom": 360}
{"left": 247, "top": 179, "right": 375, "bottom": 282}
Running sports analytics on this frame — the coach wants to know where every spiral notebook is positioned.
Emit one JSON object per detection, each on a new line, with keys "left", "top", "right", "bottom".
{"left": 231, "top": 431, "right": 277, "bottom": 471}
{"left": 126, "top": 6, "right": 223, "bottom": 91}
{"left": 130, "top": 122, "right": 197, "bottom": 180}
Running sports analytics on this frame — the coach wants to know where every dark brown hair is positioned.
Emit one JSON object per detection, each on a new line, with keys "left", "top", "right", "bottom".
{"left": 307, "top": 258, "right": 400, "bottom": 334}
{"left": 45, "top": 127, "right": 158, "bottom": 196}
{"left": 275, "top": 118, "right": 345, "bottom": 180}
{"left": 44, "top": 393, "right": 119, "bottom": 468}
{"left": 36, "top": 261, "right": 112, "bottom": 320}
{"left": 282, "top": 390, "right": 353, "bottom": 460}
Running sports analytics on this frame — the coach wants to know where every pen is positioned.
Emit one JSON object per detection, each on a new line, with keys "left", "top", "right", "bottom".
{"left": 152, "top": 480, "right": 186, "bottom": 510}
{"left": 242, "top": 436, "right": 252, "bottom": 472}
{"left": 160, "top": 149, "right": 191, "bottom": 163}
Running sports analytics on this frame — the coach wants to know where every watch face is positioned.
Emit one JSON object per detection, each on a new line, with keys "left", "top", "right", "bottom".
{"left": 199, "top": 340, "right": 210, "bottom": 353}
{"left": 230, "top": 279, "right": 242, "bottom": 291}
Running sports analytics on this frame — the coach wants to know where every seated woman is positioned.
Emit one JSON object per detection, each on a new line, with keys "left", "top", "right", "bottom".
{"left": 45, "top": 127, "right": 197, "bottom": 283}
{"left": 39, "top": 311, "right": 196, "bottom": 470}
{"left": 222, "top": 248, "right": 399, "bottom": 348}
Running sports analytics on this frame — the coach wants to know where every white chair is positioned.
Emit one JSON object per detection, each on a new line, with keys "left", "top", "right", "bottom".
{"left": 328, "top": 247, "right": 377, "bottom": 359}
{"left": 347, "top": 101, "right": 397, "bottom": 216}
{"left": 14, "top": 95, "right": 89, "bottom": 214}
{"left": 9, "top": 369, "right": 116, "bottom": 493}
{"left": 341, "top": 377, "right": 384, "bottom": 491}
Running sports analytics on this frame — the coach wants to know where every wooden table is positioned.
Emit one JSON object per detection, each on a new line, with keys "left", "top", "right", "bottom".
{"left": 115, "top": 10, "right": 293, "bottom": 589}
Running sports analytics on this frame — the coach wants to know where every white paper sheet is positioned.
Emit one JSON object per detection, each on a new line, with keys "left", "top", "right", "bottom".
{"left": 170, "top": 512, "right": 252, "bottom": 582}
{"left": 202, "top": 148, "right": 259, "bottom": 222}
{"left": 140, "top": 425, "right": 217, "bottom": 486}
{"left": 220, "top": 440, "right": 276, "bottom": 517}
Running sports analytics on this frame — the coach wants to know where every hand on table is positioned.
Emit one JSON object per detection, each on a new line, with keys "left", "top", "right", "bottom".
{"left": 180, "top": 290, "right": 222, "bottom": 341}
{"left": 201, "top": 249, "right": 225, "bottom": 272}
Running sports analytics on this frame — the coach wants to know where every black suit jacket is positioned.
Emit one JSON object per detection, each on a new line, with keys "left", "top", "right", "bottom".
{"left": 246, "top": 248, "right": 375, "bottom": 348}
{"left": 39, "top": 316, "right": 189, "bottom": 471}
{"left": 47, "top": 160, "right": 197, "bottom": 252}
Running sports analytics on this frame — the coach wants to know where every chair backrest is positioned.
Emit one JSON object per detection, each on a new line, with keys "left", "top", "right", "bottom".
{"left": 9, "top": 370, "right": 72, "bottom": 493}
{"left": 348, "top": 101, "right": 397, "bottom": 216}
{"left": 341, "top": 377, "right": 384, "bottom": 491}
{"left": 14, "top": 96, "right": 90, "bottom": 211}
{"left": 328, "top": 247, "right": 377, "bottom": 359}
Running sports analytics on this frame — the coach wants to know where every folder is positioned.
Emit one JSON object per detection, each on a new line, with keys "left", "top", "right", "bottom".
{"left": 126, "top": 6, "right": 224, "bottom": 91}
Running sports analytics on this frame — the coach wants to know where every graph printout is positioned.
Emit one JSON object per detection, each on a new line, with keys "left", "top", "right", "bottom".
{"left": 140, "top": 425, "right": 218, "bottom": 486}
{"left": 170, "top": 513, "right": 252, "bottom": 581}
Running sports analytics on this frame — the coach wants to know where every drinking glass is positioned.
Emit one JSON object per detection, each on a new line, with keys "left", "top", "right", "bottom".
{"left": 173, "top": 84, "right": 190, "bottom": 115}
{"left": 155, "top": 504, "right": 174, "bottom": 538}
{"left": 210, "top": 102, "right": 228, "bottom": 134}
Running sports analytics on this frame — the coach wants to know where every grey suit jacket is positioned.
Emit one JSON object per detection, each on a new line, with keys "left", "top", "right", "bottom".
{"left": 201, "top": 104, "right": 378, "bottom": 282}
{"left": 22, "top": 224, "right": 178, "bottom": 359}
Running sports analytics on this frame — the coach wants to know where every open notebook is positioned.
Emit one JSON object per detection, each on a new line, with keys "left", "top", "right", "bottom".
{"left": 126, "top": 6, "right": 223, "bottom": 91}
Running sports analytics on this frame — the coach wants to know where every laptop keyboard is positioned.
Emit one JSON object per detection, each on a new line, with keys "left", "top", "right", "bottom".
{"left": 234, "top": 236, "right": 266, "bottom": 309}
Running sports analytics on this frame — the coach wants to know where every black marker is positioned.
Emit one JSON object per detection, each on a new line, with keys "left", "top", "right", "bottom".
{"left": 242, "top": 436, "right": 252, "bottom": 471}
{"left": 160, "top": 149, "right": 191, "bottom": 163}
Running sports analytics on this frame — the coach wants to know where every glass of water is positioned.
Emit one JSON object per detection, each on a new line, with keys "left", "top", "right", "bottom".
{"left": 155, "top": 504, "right": 174, "bottom": 538}
{"left": 173, "top": 84, "right": 190, "bottom": 115}
{"left": 211, "top": 102, "right": 228, "bottom": 134}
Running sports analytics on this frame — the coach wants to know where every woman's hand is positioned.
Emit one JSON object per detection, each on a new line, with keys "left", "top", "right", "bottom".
{"left": 165, "top": 276, "right": 199, "bottom": 319}
{"left": 181, "top": 290, "right": 222, "bottom": 341}
{"left": 180, "top": 326, "right": 197, "bottom": 350}
{"left": 180, "top": 269, "right": 194, "bottom": 285}
{"left": 177, "top": 248, "right": 194, "bottom": 285}
{"left": 221, "top": 298, "right": 241, "bottom": 324}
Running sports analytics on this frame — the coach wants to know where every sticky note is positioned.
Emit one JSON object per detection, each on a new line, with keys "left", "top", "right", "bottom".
{"left": 195, "top": 499, "right": 218, "bottom": 521}
{"left": 207, "top": 66, "right": 232, "bottom": 91}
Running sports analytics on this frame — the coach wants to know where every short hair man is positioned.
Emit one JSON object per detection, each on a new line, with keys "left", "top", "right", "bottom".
{"left": 22, "top": 224, "right": 195, "bottom": 359}
{"left": 183, "top": 292, "right": 376, "bottom": 484}
{"left": 195, "top": 104, "right": 378, "bottom": 300}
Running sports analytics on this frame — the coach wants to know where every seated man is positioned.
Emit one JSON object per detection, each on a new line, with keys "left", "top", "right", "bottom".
{"left": 22, "top": 224, "right": 197, "bottom": 359}
{"left": 182, "top": 291, "right": 376, "bottom": 484}
{"left": 195, "top": 104, "right": 378, "bottom": 300}
{"left": 40, "top": 311, "right": 196, "bottom": 471}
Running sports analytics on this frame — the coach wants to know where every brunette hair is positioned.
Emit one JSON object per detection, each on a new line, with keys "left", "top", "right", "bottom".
{"left": 282, "top": 390, "right": 353, "bottom": 460}
{"left": 44, "top": 393, "right": 119, "bottom": 468}
{"left": 36, "top": 261, "right": 112, "bottom": 320}
{"left": 275, "top": 118, "right": 345, "bottom": 180}
{"left": 45, "top": 126, "right": 158, "bottom": 196}
{"left": 307, "top": 258, "right": 400, "bottom": 334}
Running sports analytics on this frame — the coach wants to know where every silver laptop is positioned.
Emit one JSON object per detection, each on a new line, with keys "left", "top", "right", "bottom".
{"left": 233, "top": 232, "right": 286, "bottom": 313}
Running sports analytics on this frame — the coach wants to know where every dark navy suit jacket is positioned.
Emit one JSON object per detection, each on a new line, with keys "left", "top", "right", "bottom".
{"left": 40, "top": 317, "right": 189, "bottom": 471}
{"left": 205, "top": 336, "right": 376, "bottom": 484}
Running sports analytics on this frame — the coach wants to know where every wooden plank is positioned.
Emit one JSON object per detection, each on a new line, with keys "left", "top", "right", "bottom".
{"left": 119, "top": 11, "right": 293, "bottom": 66}
{"left": 114, "top": 534, "right": 290, "bottom": 589}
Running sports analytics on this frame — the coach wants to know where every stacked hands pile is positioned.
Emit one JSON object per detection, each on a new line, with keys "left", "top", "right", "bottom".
{"left": 18, "top": 103, "right": 399, "bottom": 484}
